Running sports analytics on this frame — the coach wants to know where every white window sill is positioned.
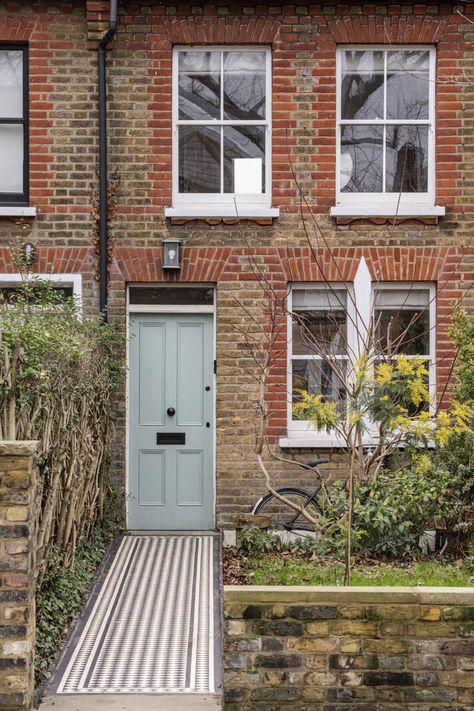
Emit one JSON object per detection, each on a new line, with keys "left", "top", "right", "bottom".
{"left": 330, "top": 204, "right": 445, "bottom": 218}
{"left": 165, "top": 205, "right": 280, "bottom": 219}
{"left": 0, "top": 206, "right": 37, "bottom": 217}
{"left": 279, "top": 435, "right": 345, "bottom": 449}
{"left": 280, "top": 435, "right": 436, "bottom": 449}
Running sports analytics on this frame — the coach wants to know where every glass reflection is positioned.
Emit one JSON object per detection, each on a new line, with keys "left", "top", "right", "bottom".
{"left": 0, "top": 50, "right": 23, "bottom": 119}
{"left": 223, "top": 51, "right": 266, "bottom": 121}
{"left": 223, "top": 126, "right": 265, "bottom": 193}
{"left": 341, "top": 50, "right": 384, "bottom": 120}
{"left": 178, "top": 51, "right": 220, "bottom": 120}
{"left": 179, "top": 125, "right": 220, "bottom": 193}
{"left": 0, "top": 125, "right": 23, "bottom": 192}
{"left": 387, "top": 51, "right": 429, "bottom": 120}
{"left": 341, "top": 125, "right": 383, "bottom": 193}
{"left": 386, "top": 125, "right": 428, "bottom": 193}
{"left": 374, "top": 288, "right": 430, "bottom": 356}
{"left": 292, "top": 310, "right": 347, "bottom": 356}
{"left": 292, "top": 360, "right": 347, "bottom": 412}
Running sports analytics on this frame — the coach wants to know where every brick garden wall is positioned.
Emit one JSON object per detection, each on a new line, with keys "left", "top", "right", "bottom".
{"left": 0, "top": 1, "right": 473, "bottom": 524}
{"left": 224, "top": 586, "right": 474, "bottom": 710}
{"left": 0, "top": 443, "right": 37, "bottom": 711}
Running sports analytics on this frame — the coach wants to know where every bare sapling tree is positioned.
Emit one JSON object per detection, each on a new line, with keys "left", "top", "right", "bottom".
{"left": 234, "top": 166, "right": 472, "bottom": 582}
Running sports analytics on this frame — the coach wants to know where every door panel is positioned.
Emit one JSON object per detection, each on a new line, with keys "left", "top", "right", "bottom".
{"left": 129, "top": 313, "right": 214, "bottom": 530}
{"left": 177, "top": 322, "right": 204, "bottom": 426}
{"left": 139, "top": 322, "right": 166, "bottom": 425}
{"left": 138, "top": 450, "right": 166, "bottom": 505}
{"left": 176, "top": 449, "right": 203, "bottom": 506}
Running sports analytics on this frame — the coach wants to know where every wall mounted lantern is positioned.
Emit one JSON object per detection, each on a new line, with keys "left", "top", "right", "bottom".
{"left": 21, "top": 241, "right": 36, "bottom": 266}
{"left": 162, "top": 238, "right": 181, "bottom": 270}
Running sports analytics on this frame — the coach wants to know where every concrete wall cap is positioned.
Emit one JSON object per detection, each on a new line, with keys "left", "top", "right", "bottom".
{"left": 0, "top": 441, "right": 39, "bottom": 456}
{"left": 224, "top": 586, "right": 474, "bottom": 605}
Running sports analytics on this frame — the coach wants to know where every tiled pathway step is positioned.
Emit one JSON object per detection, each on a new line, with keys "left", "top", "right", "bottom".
{"left": 42, "top": 535, "right": 222, "bottom": 709}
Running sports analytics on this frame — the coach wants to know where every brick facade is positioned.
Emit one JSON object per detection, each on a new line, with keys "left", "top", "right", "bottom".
{"left": 0, "top": 1, "right": 473, "bottom": 525}
{"left": 0, "top": 442, "right": 37, "bottom": 711}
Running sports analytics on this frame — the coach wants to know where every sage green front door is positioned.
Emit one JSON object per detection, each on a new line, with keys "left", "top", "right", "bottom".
{"left": 128, "top": 313, "right": 214, "bottom": 530}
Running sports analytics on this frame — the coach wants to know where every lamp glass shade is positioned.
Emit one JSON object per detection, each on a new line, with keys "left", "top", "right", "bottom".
{"left": 163, "top": 240, "right": 181, "bottom": 269}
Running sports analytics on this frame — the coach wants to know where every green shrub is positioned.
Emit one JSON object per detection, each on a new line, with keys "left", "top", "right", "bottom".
{"left": 430, "top": 309, "right": 474, "bottom": 552}
{"left": 237, "top": 528, "right": 281, "bottom": 555}
{"left": 310, "top": 467, "right": 451, "bottom": 558}
{"left": 0, "top": 277, "right": 124, "bottom": 581}
{"left": 351, "top": 467, "right": 451, "bottom": 557}
{"left": 36, "top": 526, "right": 113, "bottom": 683}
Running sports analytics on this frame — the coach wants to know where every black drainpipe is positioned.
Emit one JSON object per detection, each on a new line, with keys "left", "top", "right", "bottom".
{"left": 98, "top": 0, "right": 118, "bottom": 321}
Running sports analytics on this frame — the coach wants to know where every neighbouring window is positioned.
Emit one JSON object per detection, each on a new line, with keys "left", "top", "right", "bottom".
{"left": 290, "top": 286, "right": 353, "bottom": 421}
{"left": 0, "top": 275, "right": 82, "bottom": 307}
{"left": 373, "top": 285, "right": 435, "bottom": 411}
{"left": 171, "top": 46, "right": 272, "bottom": 216}
{"left": 333, "top": 46, "right": 438, "bottom": 216}
{"left": 0, "top": 45, "right": 28, "bottom": 204}
{"left": 289, "top": 282, "right": 435, "bottom": 431}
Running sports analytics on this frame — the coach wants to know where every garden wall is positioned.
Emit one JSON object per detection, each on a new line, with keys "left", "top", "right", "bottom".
{"left": 0, "top": 443, "right": 37, "bottom": 711}
{"left": 224, "top": 586, "right": 474, "bottom": 710}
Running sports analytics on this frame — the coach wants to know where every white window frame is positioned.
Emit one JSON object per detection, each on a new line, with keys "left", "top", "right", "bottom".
{"left": 282, "top": 272, "right": 436, "bottom": 448}
{"left": 165, "top": 45, "right": 279, "bottom": 219}
{"left": 330, "top": 45, "right": 445, "bottom": 218}
{"left": 373, "top": 282, "right": 436, "bottom": 408}
{"left": 0, "top": 273, "right": 82, "bottom": 310}
{"left": 287, "top": 282, "right": 356, "bottom": 445}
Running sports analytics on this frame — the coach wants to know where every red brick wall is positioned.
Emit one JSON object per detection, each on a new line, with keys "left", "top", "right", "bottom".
{"left": 0, "top": 1, "right": 473, "bottom": 524}
{"left": 96, "top": 1, "right": 470, "bottom": 217}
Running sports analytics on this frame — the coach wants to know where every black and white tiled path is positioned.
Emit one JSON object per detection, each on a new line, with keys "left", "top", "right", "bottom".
{"left": 48, "top": 535, "right": 221, "bottom": 698}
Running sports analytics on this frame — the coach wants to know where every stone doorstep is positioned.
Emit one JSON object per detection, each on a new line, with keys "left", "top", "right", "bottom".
{"left": 224, "top": 586, "right": 474, "bottom": 606}
{"left": 39, "top": 694, "right": 223, "bottom": 710}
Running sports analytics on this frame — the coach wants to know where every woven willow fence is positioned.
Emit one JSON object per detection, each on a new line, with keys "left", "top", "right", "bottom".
{"left": 0, "top": 280, "right": 123, "bottom": 583}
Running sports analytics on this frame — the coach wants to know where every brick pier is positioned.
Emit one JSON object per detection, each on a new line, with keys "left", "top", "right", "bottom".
{"left": 0, "top": 443, "right": 38, "bottom": 711}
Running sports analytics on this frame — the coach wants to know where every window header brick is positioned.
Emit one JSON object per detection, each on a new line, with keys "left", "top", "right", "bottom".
{"left": 326, "top": 15, "right": 450, "bottom": 44}
{"left": 162, "top": 16, "right": 281, "bottom": 45}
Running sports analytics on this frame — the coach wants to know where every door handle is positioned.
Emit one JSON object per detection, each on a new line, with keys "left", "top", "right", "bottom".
{"left": 167, "top": 407, "right": 176, "bottom": 417}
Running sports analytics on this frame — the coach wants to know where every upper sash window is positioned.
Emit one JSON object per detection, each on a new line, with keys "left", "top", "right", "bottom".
{"left": 0, "top": 45, "right": 28, "bottom": 205}
{"left": 332, "top": 46, "right": 443, "bottom": 218}
{"left": 169, "top": 46, "right": 275, "bottom": 218}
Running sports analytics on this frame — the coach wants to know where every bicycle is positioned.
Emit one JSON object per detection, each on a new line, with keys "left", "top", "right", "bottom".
{"left": 251, "top": 458, "right": 333, "bottom": 534}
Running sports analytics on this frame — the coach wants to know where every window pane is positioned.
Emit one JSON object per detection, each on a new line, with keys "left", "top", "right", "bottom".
{"left": 178, "top": 51, "right": 220, "bottom": 120}
{"left": 293, "top": 289, "right": 347, "bottom": 310}
{"left": 374, "top": 288, "right": 431, "bottom": 355}
{"left": 0, "top": 285, "right": 73, "bottom": 304}
{"left": 179, "top": 125, "right": 220, "bottom": 193}
{"left": 341, "top": 50, "right": 384, "bottom": 120}
{"left": 0, "top": 124, "right": 23, "bottom": 192}
{"left": 223, "top": 51, "right": 266, "bottom": 121}
{"left": 0, "top": 50, "right": 23, "bottom": 119}
{"left": 292, "top": 360, "right": 347, "bottom": 412}
{"left": 386, "top": 125, "right": 428, "bottom": 193}
{"left": 292, "top": 309, "right": 347, "bottom": 356}
{"left": 340, "top": 125, "right": 383, "bottom": 193}
{"left": 223, "top": 126, "right": 265, "bottom": 193}
{"left": 387, "top": 50, "right": 430, "bottom": 120}
{"left": 129, "top": 287, "right": 214, "bottom": 306}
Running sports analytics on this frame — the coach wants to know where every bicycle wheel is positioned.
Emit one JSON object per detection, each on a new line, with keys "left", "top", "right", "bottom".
{"left": 252, "top": 486, "right": 323, "bottom": 533}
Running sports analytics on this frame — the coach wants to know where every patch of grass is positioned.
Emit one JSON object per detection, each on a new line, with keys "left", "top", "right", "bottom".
{"left": 243, "top": 555, "right": 472, "bottom": 587}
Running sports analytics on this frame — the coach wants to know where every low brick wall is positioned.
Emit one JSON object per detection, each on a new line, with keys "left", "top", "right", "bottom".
{"left": 0, "top": 442, "right": 38, "bottom": 711}
{"left": 224, "top": 586, "right": 474, "bottom": 710}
